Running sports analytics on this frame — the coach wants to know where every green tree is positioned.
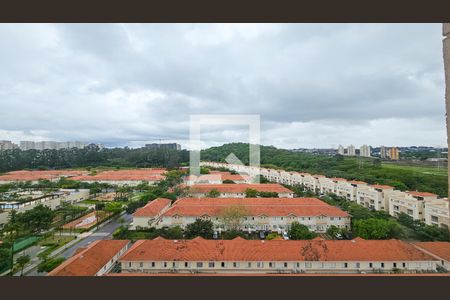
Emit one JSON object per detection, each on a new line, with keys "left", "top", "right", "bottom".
{"left": 207, "top": 189, "right": 220, "bottom": 198}
{"left": 16, "top": 254, "right": 30, "bottom": 276}
{"left": 16, "top": 205, "right": 55, "bottom": 234}
{"left": 185, "top": 219, "right": 214, "bottom": 239}
{"left": 245, "top": 188, "right": 258, "bottom": 198}
{"left": 353, "top": 218, "right": 398, "bottom": 240}
{"left": 288, "top": 222, "right": 317, "bottom": 240}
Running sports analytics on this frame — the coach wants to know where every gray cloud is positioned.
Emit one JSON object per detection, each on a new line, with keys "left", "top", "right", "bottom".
{"left": 0, "top": 23, "right": 446, "bottom": 149}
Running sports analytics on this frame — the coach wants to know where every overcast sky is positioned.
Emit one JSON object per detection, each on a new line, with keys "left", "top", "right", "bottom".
{"left": 0, "top": 24, "right": 446, "bottom": 149}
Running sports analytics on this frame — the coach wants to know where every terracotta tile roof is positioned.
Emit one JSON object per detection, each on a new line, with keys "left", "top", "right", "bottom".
{"left": 133, "top": 198, "right": 172, "bottom": 217}
{"left": 209, "top": 171, "right": 231, "bottom": 175}
{"left": 412, "top": 242, "right": 450, "bottom": 262}
{"left": 0, "top": 170, "right": 87, "bottom": 181}
{"left": 370, "top": 184, "right": 394, "bottom": 190}
{"left": 330, "top": 178, "right": 347, "bottom": 182}
{"left": 164, "top": 197, "right": 348, "bottom": 218}
{"left": 349, "top": 180, "right": 367, "bottom": 185}
{"left": 69, "top": 169, "right": 166, "bottom": 182}
{"left": 120, "top": 237, "right": 435, "bottom": 262}
{"left": 221, "top": 174, "right": 251, "bottom": 181}
{"left": 407, "top": 191, "right": 437, "bottom": 197}
{"left": 187, "top": 184, "right": 293, "bottom": 194}
{"left": 48, "top": 240, "right": 130, "bottom": 276}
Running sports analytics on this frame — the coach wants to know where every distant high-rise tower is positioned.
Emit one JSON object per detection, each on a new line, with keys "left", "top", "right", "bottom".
{"left": 388, "top": 147, "right": 399, "bottom": 160}
{"left": 380, "top": 146, "right": 387, "bottom": 159}
{"left": 360, "top": 145, "right": 371, "bottom": 157}
{"left": 338, "top": 145, "right": 345, "bottom": 155}
{"left": 347, "top": 145, "right": 356, "bottom": 156}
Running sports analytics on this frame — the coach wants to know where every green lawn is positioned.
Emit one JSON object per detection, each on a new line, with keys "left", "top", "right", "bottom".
{"left": 382, "top": 163, "right": 447, "bottom": 177}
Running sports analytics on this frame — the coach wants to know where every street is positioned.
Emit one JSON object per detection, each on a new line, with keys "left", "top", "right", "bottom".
{"left": 22, "top": 213, "right": 132, "bottom": 276}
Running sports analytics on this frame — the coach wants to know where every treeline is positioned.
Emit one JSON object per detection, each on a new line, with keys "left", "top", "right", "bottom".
{"left": 201, "top": 143, "right": 448, "bottom": 197}
{"left": 0, "top": 145, "right": 190, "bottom": 173}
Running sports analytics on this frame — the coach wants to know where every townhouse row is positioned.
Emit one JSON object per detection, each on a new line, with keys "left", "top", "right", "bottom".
{"left": 132, "top": 197, "right": 351, "bottom": 233}
{"left": 48, "top": 238, "right": 450, "bottom": 275}
{"left": 200, "top": 162, "right": 449, "bottom": 229}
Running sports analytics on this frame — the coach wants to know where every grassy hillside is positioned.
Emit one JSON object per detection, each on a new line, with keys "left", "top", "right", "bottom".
{"left": 201, "top": 143, "right": 448, "bottom": 197}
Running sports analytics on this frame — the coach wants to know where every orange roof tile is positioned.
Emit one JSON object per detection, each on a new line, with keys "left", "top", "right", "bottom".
{"left": 407, "top": 191, "right": 437, "bottom": 197}
{"left": 370, "top": 184, "right": 394, "bottom": 190}
{"left": 187, "top": 184, "right": 293, "bottom": 194}
{"left": 120, "top": 237, "right": 435, "bottom": 262}
{"left": 0, "top": 170, "right": 87, "bottom": 181}
{"left": 412, "top": 242, "right": 450, "bottom": 262}
{"left": 48, "top": 240, "right": 130, "bottom": 276}
{"left": 69, "top": 169, "right": 166, "bottom": 182}
{"left": 164, "top": 197, "right": 349, "bottom": 218}
{"left": 133, "top": 198, "right": 172, "bottom": 217}
{"left": 349, "top": 180, "right": 367, "bottom": 185}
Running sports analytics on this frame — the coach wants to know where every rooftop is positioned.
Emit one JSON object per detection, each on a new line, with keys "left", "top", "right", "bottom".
{"left": 133, "top": 198, "right": 172, "bottom": 217}
{"left": 120, "top": 237, "right": 435, "bottom": 262}
{"left": 69, "top": 169, "right": 166, "bottom": 181}
{"left": 412, "top": 242, "right": 450, "bottom": 262}
{"left": 186, "top": 184, "right": 293, "bottom": 194}
{"left": 0, "top": 170, "right": 87, "bottom": 181}
{"left": 48, "top": 240, "right": 130, "bottom": 276}
{"left": 163, "top": 197, "right": 349, "bottom": 217}
{"left": 407, "top": 191, "right": 438, "bottom": 198}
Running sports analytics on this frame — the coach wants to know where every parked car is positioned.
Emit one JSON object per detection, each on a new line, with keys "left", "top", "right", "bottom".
{"left": 282, "top": 231, "right": 289, "bottom": 240}
{"left": 259, "top": 231, "right": 266, "bottom": 240}
{"left": 213, "top": 231, "right": 218, "bottom": 239}
{"left": 335, "top": 233, "right": 343, "bottom": 240}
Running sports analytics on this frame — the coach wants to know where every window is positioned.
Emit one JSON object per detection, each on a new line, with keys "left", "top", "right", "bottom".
{"left": 381, "top": 263, "right": 385, "bottom": 268}
{"left": 196, "top": 262, "right": 203, "bottom": 268}
{"left": 393, "top": 263, "right": 397, "bottom": 268}
{"left": 257, "top": 262, "right": 263, "bottom": 268}
{"left": 356, "top": 262, "right": 360, "bottom": 268}
{"left": 344, "top": 263, "right": 348, "bottom": 268}
{"left": 269, "top": 262, "right": 274, "bottom": 268}
{"left": 128, "top": 262, "right": 131, "bottom": 268}
{"left": 431, "top": 216, "right": 439, "bottom": 222}
{"left": 151, "top": 262, "right": 155, "bottom": 267}
{"left": 283, "top": 262, "right": 288, "bottom": 268}
{"left": 247, "top": 262, "right": 252, "bottom": 268}
{"left": 172, "top": 262, "right": 177, "bottom": 268}
{"left": 233, "top": 262, "right": 239, "bottom": 268}
{"left": 184, "top": 262, "right": 189, "bottom": 268}
{"left": 139, "top": 262, "right": 143, "bottom": 268}
{"left": 163, "top": 262, "right": 167, "bottom": 268}
{"left": 221, "top": 262, "right": 225, "bottom": 268}
{"left": 402, "top": 263, "right": 406, "bottom": 268}
{"left": 369, "top": 263, "right": 373, "bottom": 268}
{"left": 208, "top": 262, "right": 215, "bottom": 268}
{"left": 330, "top": 217, "right": 334, "bottom": 221}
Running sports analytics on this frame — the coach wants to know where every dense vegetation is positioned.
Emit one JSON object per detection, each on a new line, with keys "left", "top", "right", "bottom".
{"left": 201, "top": 143, "right": 448, "bottom": 197}
{"left": 0, "top": 145, "right": 189, "bottom": 172}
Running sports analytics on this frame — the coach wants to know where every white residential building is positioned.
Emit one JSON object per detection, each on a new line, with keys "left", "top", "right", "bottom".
{"left": 360, "top": 145, "right": 371, "bottom": 157}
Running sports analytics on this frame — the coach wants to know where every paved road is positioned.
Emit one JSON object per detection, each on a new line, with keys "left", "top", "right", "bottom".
{"left": 24, "top": 213, "right": 132, "bottom": 276}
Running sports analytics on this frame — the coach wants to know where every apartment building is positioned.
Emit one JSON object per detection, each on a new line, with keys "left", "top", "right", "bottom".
{"left": 199, "top": 162, "right": 449, "bottom": 225}
{"left": 338, "top": 145, "right": 345, "bottom": 155}
{"left": 69, "top": 169, "right": 167, "bottom": 186}
{"left": 185, "top": 184, "right": 294, "bottom": 198}
{"left": 388, "top": 147, "right": 400, "bottom": 160}
{"left": 0, "top": 140, "right": 18, "bottom": 150}
{"left": 356, "top": 184, "right": 395, "bottom": 211}
{"left": 132, "top": 198, "right": 172, "bottom": 229}
{"left": 48, "top": 240, "right": 131, "bottom": 276}
{"left": 388, "top": 191, "right": 438, "bottom": 221}
{"left": 335, "top": 180, "right": 367, "bottom": 202}
{"left": 347, "top": 145, "right": 356, "bottom": 156}
{"left": 424, "top": 198, "right": 449, "bottom": 228}
{"left": 360, "top": 145, "right": 371, "bottom": 157}
{"left": 150, "top": 197, "right": 350, "bottom": 232}
{"left": 120, "top": 237, "right": 438, "bottom": 274}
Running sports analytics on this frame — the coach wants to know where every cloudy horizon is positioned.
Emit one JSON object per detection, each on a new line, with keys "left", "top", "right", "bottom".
{"left": 0, "top": 23, "right": 447, "bottom": 150}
